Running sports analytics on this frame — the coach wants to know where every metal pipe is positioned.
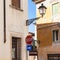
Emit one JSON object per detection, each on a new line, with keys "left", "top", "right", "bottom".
{"left": 3, "top": 0, "right": 6, "bottom": 43}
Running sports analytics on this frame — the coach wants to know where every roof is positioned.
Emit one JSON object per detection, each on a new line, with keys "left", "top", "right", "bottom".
{"left": 28, "top": 32, "right": 35, "bottom": 36}
{"left": 32, "top": 0, "right": 45, "bottom": 4}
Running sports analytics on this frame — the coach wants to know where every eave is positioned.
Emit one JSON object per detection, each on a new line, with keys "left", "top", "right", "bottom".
{"left": 32, "top": 0, "right": 45, "bottom": 4}
{"left": 37, "top": 22, "right": 60, "bottom": 30}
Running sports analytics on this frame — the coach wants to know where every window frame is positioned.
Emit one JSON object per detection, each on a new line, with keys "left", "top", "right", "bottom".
{"left": 10, "top": 0, "right": 23, "bottom": 11}
{"left": 48, "top": 54, "right": 60, "bottom": 60}
{"left": 52, "top": 2, "right": 59, "bottom": 16}
{"left": 11, "top": 0, "right": 20, "bottom": 8}
{"left": 52, "top": 30, "right": 59, "bottom": 42}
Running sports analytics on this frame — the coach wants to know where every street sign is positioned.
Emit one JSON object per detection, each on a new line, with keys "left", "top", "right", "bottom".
{"left": 26, "top": 45, "right": 33, "bottom": 51}
{"left": 25, "top": 35, "right": 33, "bottom": 44}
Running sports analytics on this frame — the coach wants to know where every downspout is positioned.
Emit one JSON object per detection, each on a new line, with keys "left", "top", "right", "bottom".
{"left": 3, "top": 0, "right": 6, "bottom": 43}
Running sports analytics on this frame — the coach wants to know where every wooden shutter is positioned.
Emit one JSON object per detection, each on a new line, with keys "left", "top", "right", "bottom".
{"left": 12, "top": 0, "right": 20, "bottom": 8}
{"left": 17, "top": 38, "right": 21, "bottom": 60}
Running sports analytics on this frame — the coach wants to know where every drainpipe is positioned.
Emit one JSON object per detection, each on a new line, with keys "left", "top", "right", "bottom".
{"left": 3, "top": 0, "right": 6, "bottom": 43}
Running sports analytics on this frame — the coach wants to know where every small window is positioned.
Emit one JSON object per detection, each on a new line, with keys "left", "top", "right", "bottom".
{"left": 52, "top": 30, "right": 59, "bottom": 42}
{"left": 52, "top": 3, "right": 59, "bottom": 16}
{"left": 12, "top": 0, "right": 20, "bottom": 8}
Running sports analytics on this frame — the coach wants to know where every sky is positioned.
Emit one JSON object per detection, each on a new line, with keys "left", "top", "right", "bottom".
{"left": 28, "top": 0, "right": 36, "bottom": 33}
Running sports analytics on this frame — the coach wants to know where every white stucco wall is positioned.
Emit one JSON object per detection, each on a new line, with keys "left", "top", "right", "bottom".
{"left": 0, "top": 0, "right": 28, "bottom": 60}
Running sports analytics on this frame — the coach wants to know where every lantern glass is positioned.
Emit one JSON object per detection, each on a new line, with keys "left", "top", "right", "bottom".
{"left": 39, "top": 8, "right": 46, "bottom": 16}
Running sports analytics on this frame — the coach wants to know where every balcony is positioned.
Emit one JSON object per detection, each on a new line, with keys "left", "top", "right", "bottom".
{"left": 32, "top": 0, "right": 45, "bottom": 4}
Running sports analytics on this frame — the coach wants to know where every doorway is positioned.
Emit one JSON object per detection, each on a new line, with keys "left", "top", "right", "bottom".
{"left": 12, "top": 37, "right": 21, "bottom": 60}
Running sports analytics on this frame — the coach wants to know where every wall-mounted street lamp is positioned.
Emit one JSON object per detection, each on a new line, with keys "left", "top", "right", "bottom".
{"left": 26, "top": 3, "right": 47, "bottom": 26}
{"left": 38, "top": 3, "right": 47, "bottom": 17}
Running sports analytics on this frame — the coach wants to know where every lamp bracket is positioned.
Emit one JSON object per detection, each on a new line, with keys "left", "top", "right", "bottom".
{"left": 26, "top": 16, "right": 42, "bottom": 26}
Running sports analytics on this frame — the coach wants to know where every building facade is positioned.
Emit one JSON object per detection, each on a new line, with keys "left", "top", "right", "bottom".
{"left": 33, "top": 0, "right": 60, "bottom": 60}
{"left": 0, "top": 0, "right": 29, "bottom": 60}
{"left": 37, "top": 22, "right": 60, "bottom": 60}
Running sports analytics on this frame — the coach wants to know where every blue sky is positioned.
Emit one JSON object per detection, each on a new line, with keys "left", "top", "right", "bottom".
{"left": 28, "top": 0, "right": 36, "bottom": 33}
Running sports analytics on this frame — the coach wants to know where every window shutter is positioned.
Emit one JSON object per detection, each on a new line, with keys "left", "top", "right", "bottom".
{"left": 52, "top": 3, "right": 59, "bottom": 16}
{"left": 12, "top": 0, "right": 20, "bottom": 8}
{"left": 56, "top": 30, "right": 58, "bottom": 41}
{"left": 52, "top": 30, "right": 55, "bottom": 42}
{"left": 52, "top": 30, "right": 58, "bottom": 42}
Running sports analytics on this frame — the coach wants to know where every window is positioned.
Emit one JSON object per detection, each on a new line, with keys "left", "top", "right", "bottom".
{"left": 12, "top": 0, "right": 20, "bottom": 8}
{"left": 48, "top": 54, "right": 60, "bottom": 60}
{"left": 52, "top": 30, "right": 59, "bottom": 42}
{"left": 12, "top": 37, "right": 21, "bottom": 60}
{"left": 52, "top": 3, "right": 59, "bottom": 16}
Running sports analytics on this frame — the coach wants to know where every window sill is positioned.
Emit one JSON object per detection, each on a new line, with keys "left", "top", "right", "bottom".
{"left": 53, "top": 40, "right": 60, "bottom": 43}
{"left": 9, "top": 5, "right": 24, "bottom": 12}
